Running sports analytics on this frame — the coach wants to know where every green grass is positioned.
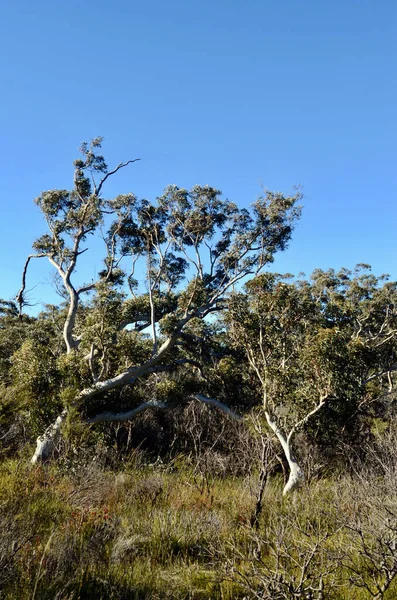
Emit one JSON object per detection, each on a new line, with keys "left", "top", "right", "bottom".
{"left": 1, "top": 458, "right": 397, "bottom": 599}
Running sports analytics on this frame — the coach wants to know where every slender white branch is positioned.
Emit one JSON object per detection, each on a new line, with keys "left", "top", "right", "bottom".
{"left": 287, "top": 395, "right": 329, "bottom": 445}
{"left": 374, "top": 330, "right": 397, "bottom": 348}
{"left": 193, "top": 393, "right": 243, "bottom": 420}
{"left": 87, "top": 401, "right": 166, "bottom": 424}
{"left": 210, "top": 270, "right": 255, "bottom": 304}
{"left": 363, "top": 367, "right": 397, "bottom": 386}
{"left": 264, "top": 409, "right": 304, "bottom": 495}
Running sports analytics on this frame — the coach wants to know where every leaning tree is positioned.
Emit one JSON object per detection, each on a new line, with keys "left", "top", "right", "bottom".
{"left": 16, "top": 138, "right": 302, "bottom": 463}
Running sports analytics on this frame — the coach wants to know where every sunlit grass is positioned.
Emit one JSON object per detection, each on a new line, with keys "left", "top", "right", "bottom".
{"left": 1, "top": 457, "right": 397, "bottom": 598}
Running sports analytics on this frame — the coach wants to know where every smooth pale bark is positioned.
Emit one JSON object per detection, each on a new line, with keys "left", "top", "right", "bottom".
{"left": 87, "top": 395, "right": 243, "bottom": 425}
{"left": 264, "top": 410, "right": 304, "bottom": 495}
{"left": 77, "top": 303, "right": 221, "bottom": 402}
{"left": 28, "top": 346, "right": 180, "bottom": 464}
{"left": 62, "top": 288, "right": 79, "bottom": 353}
{"left": 87, "top": 401, "right": 166, "bottom": 424}
{"left": 78, "top": 325, "right": 190, "bottom": 402}
{"left": 193, "top": 393, "right": 242, "bottom": 420}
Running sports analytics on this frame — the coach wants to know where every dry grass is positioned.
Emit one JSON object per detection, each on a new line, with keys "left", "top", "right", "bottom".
{"left": 1, "top": 454, "right": 397, "bottom": 599}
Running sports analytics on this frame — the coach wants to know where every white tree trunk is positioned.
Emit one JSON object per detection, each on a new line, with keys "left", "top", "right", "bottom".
{"left": 63, "top": 292, "right": 79, "bottom": 353}
{"left": 264, "top": 411, "right": 304, "bottom": 495}
{"left": 29, "top": 324, "right": 188, "bottom": 464}
{"left": 31, "top": 409, "right": 68, "bottom": 465}
{"left": 282, "top": 450, "right": 304, "bottom": 495}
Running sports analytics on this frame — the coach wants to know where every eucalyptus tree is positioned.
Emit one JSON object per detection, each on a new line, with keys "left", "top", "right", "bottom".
{"left": 17, "top": 138, "right": 302, "bottom": 463}
{"left": 226, "top": 267, "right": 397, "bottom": 495}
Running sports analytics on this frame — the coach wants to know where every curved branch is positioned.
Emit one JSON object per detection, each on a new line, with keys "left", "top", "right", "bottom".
{"left": 87, "top": 394, "right": 243, "bottom": 425}
{"left": 118, "top": 315, "right": 150, "bottom": 330}
{"left": 95, "top": 159, "right": 141, "bottom": 196}
{"left": 16, "top": 253, "right": 47, "bottom": 317}
{"left": 287, "top": 395, "right": 330, "bottom": 445}
{"left": 78, "top": 321, "right": 189, "bottom": 400}
{"left": 264, "top": 410, "right": 304, "bottom": 495}
{"left": 363, "top": 367, "right": 397, "bottom": 386}
{"left": 193, "top": 393, "right": 243, "bottom": 420}
{"left": 78, "top": 303, "right": 222, "bottom": 403}
{"left": 87, "top": 401, "right": 166, "bottom": 424}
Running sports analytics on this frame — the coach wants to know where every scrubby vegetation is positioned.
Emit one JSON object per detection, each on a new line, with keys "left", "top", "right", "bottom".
{"left": 2, "top": 140, "right": 397, "bottom": 598}
{"left": 3, "top": 418, "right": 397, "bottom": 599}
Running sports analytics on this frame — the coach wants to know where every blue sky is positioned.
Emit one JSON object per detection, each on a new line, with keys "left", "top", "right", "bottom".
{"left": 1, "top": 0, "right": 396, "bottom": 309}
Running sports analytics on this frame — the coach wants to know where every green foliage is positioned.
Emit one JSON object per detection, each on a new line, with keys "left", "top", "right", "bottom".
{"left": 226, "top": 267, "right": 397, "bottom": 463}
{"left": 11, "top": 338, "right": 62, "bottom": 431}
{"left": 6, "top": 138, "right": 397, "bottom": 596}
{"left": 178, "top": 278, "right": 210, "bottom": 312}
{"left": 0, "top": 307, "right": 33, "bottom": 384}
{"left": 13, "top": 138, "right": 304, "bottom": 461}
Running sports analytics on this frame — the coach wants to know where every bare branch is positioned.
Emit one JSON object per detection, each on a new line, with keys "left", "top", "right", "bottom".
{"left": 363, "top": 367, "right": 397, "bottom": 386}
{"left": 16, "top": 253, "right": 47, "bottom": 317}
{"left": 95, "top": 158, "right": 141, "bottom": 196}
{"left": 87, "top": 401, "right": 166, "bottom": 424}
{"left": 77, "top": 281, "right": 97, "bottom": 296}
{"left": 193, "top": 393, "right": 243, "bottom": 420}
{"left": 78, "top": 313, "right": 195, "bottom": 401}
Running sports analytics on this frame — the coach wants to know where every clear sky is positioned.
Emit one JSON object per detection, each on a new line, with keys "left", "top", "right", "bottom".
{"left": 1, "top": 0, "right": 396, "bottom": 309}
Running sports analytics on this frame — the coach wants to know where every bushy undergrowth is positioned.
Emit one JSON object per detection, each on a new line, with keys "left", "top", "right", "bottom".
{"left": 2, "top": 396, "right": 397, "bottom": 599}
{"left": 2, "top": 449, "right": 397, "bottom": 599}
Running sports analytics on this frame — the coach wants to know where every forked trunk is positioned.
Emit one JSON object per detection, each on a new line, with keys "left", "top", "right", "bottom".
{"left": 264, "top": 410, "right": 304, "bottom": 495}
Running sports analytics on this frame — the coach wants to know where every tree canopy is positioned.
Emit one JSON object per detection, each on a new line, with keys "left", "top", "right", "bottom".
{"left": 14, "top": 139, "right": 302, "bottom": 464}
{"left": 2, "top": 140, "right": 396, "bottom": 499}
{"left": 226, "top": 267, "right": 397, "bottom": 492}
